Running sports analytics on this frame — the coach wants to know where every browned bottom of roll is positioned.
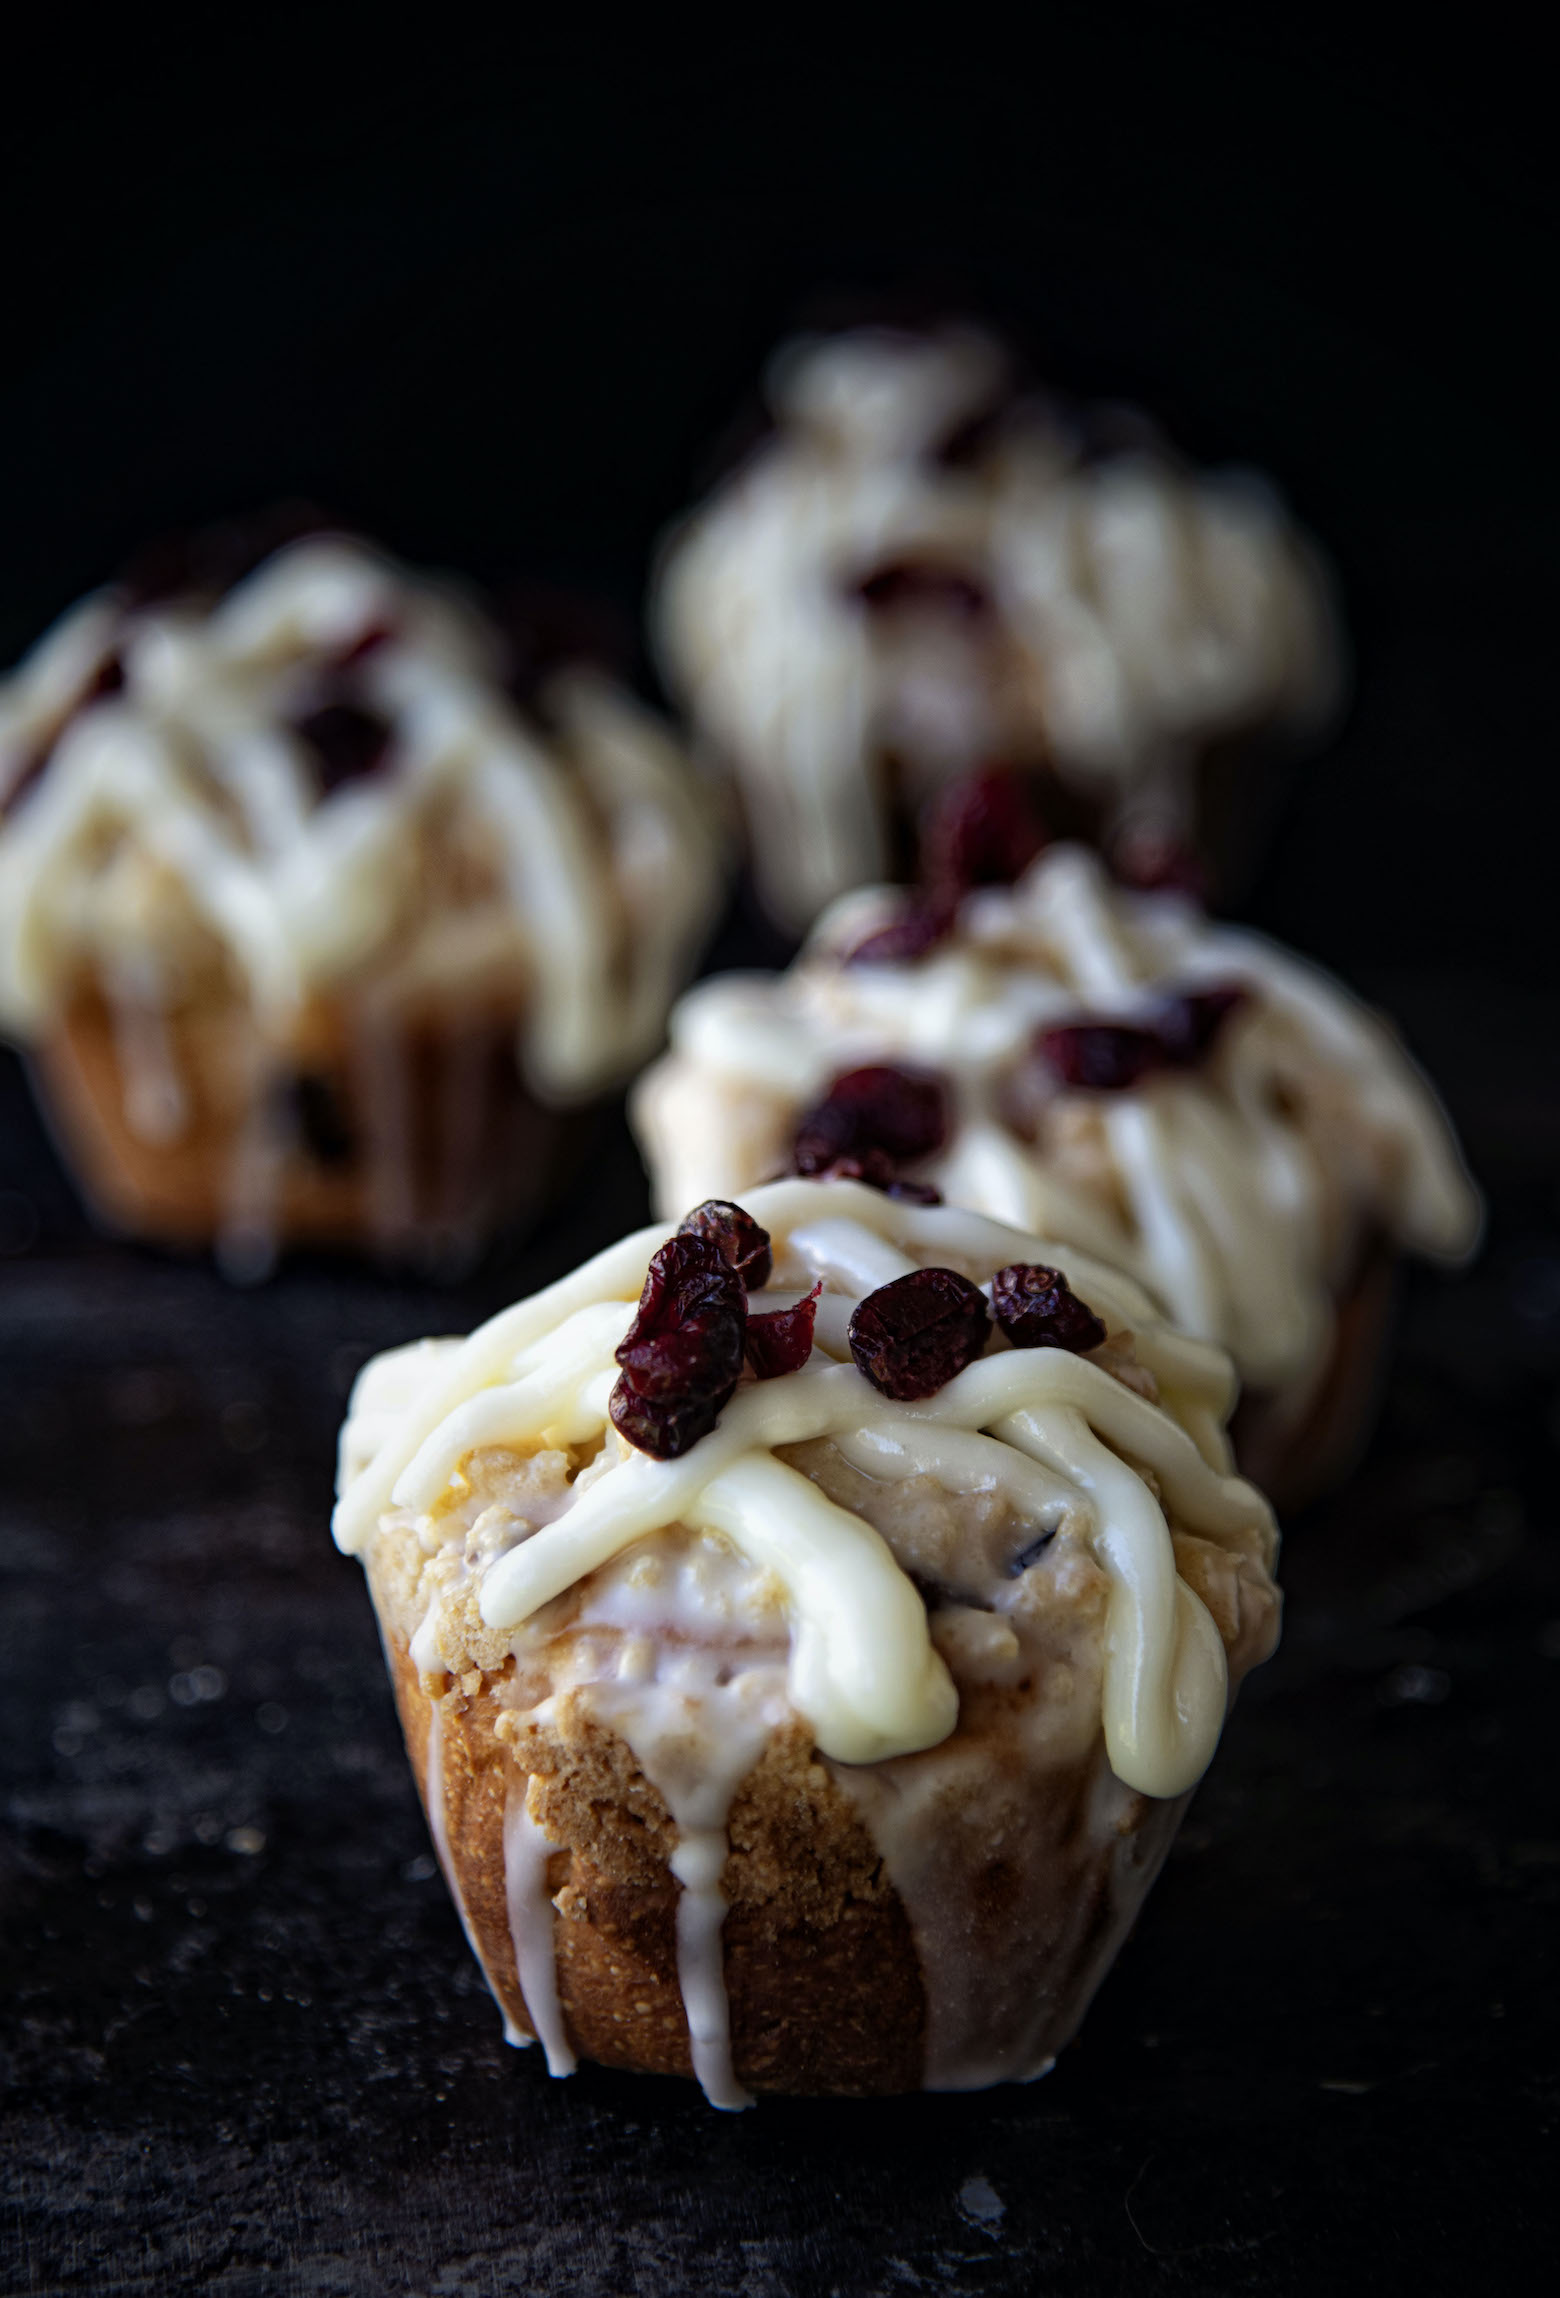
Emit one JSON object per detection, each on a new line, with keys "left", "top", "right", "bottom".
{"left": 376, "top": 1615, "right": 1185, "bottom": 2099}
{"left": 1233, "top": 1240, "right": 1397, "bottom": 1514}
{"left": 30, "top": 986, "right": 568, "bottom": 1269}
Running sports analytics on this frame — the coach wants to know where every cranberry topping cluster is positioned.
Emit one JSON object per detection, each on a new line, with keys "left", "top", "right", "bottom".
{"left": 1038, "top": 985, "right": 1247, "bottom": 1092}
{"left": 608, "top": 1202, "right": 817, "bottom": 1459}
{"left": 791, "top": 1065, "right": 948, "bottom": 1202}
{"left": 846, "top": 764, "right": 1052, "bottom": 970}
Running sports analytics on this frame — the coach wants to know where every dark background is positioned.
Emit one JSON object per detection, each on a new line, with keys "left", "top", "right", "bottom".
{"left": 2, "top": 18, "right": 1557, "bottom": 2295}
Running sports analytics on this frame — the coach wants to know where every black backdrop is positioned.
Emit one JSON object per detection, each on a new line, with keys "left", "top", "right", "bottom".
{"left": 3, "top": 19, "right": 1555, "bottom": 984}
{"left": 4, "top": 22, "right": 1559, "bottom": 2296}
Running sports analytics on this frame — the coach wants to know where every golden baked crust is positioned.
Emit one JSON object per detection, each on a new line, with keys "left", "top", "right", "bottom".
{"left": 33, "top": 987, "right": 565, "bottom": 1254}
{"left": 370, "top": 1527, "right": 1270, "bottom": 2096}
{"left": 380, "top": 1619, "right": 926, "bottom": 2094}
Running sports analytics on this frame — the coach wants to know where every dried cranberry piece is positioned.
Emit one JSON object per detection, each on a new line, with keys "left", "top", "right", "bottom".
{"left": 608, "top": 1383, "right": 730, "bottom": 1460}
{"left": 844, "top": 895, "right": 956, "bottom": 968}
{"left": 746, "top": 1282, "right": 822, "bottom": 1380}
{"left": 609, "top": 1234, "right": 747, "bottom": 1460}
{"left": 1110, "top": 827, "right": 1208, "bottom": 902}
{"left": 848, "top": 1267, "right": 991, "bottom": 1401}
{"left": 793, "top": 1065, "right": 949, "bottom": 1176}
{"left": 330, "top": 621, "right": 396, "bottom": 671}
{"left": 921, "top": 766, "right": 1050, "bottom": 894}
{"left": 855, "top": 559, "right": 990, "bottom": 621}
{"left": 1038, "top": 1021, "right": 1165, "bottom": 1092}
{"left": 815, "top": 1148, "right": 898, "bottom": 1190}
{"left": 991, "top": 1263, "right": 1107, "bottom": 1354}
{"left": 293, "top": 700, "right": 393, "bottom": 794}
{"left": 1154, "top": 984, "right": 1248, "bottom": 1066}
{"left": 677, "top": 1201, "right": 773, "bottom": 1291}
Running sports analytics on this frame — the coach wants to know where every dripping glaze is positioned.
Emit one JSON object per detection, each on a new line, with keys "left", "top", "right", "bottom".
{"left": 336, "top": 1180, "right": 1278, "bottom": 2104}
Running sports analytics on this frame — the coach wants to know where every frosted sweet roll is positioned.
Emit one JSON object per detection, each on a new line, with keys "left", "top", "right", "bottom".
{"left": 335, "top": 1179, "right": 1281, "bottom": 2101}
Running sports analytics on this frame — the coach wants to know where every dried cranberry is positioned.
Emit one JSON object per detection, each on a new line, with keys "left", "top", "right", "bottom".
{"left": 609, "top": 1234, "right": 747, "bottom": 1460}
{"left": 815, "top": 1148, "right": 898, "bottom": 1190}
{"left": 1154, "top": 984, "right": 1247, "bottom": 1066}
{"left": 848, "top": 1267, "right": 991, "bottom": 1401}
{"left": 844, "top": 895, "right": 956, "bottom": 968}
{"left": 921, "top": 765, "right": 1049, "bottom": 894}
{"left": 746, "top": 1283, "right": 822, "bottom": 1380}
{"left": 293, "top": 700, "right": 393, "bottom": 794}
{"left": 1110, "top": 827, "right": 1208, "bottom": 902}
{"left": 330, "top": 621, "right": 396, "bottom": 670}
{"left": 991, "top": 1263, "right": 1107, "bottom": 1354}
{"left": 855, "top": 559, "right": 990, "bottom": 621}
{"left": 793, "top": 1065, "right": 949, "bottom": 1176}
{"left": 677, "top": 1200, "right": 774, "bottom": 1290}
{"left": 1038, "top": 1022, "right": 1165, "bottom": 1092}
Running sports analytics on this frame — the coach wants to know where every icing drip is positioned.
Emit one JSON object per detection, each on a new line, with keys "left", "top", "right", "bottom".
{"left": 501, "top": 1778, "right": 576, "bottom": 2076}
{"left": 216, "top": 1038, "right": 291, "bottom": 1284}
{"left": 424, "top": 1701, "right": 527, "bottom": 2049}
{"left": 635, "top": 846, "right": 1480, "bottom": 1402}
{"left": 590, "top": 1664, "right": 784, "bottom": 2112}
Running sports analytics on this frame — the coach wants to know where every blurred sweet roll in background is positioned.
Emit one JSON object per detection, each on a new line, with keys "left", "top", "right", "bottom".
{"left": 0, "top": 514, "right": 722, "bottom": 1275}
{"left": 653, "top": 324, "right": 1342, "bottom": 929}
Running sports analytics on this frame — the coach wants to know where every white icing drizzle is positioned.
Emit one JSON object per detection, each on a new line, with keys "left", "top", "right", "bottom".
{"left": 653, "top": 327, "right": 1339, "bottom": 924}
{"left": 501, "top": 1777, "right": 576, "bottom": 2076}
{"left": 0, "top": 537, "right": 721, "bottom": 1140}
{"left": 337, "top": 1179, "right": 1272, "bottom": 1801}
{"left": 634, "top": 846, "right": 1481, "bottom": 1403}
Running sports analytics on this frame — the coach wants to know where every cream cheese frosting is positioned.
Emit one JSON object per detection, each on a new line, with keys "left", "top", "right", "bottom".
{"left": 0, "top": 532, "right": 721, "bottom": 1098}
{"left": 336, "top": 1180, "right": 1279, "bottom": 2102}
{"left": 634, "top": 847, "right": 1480, "bottom": 1412}
{"left": 653, "top": 326, "right": 1340, "bottom": 925}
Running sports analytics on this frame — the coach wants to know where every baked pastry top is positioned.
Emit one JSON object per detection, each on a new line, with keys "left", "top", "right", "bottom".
{"left": 653, "top": 326, "right": 1339, "bottom": 923}
{"left": 336, "top": 1179, "right": 1280, "bottom": 2102}
{"left": 0, "top": 530, "right": 721, "bottom": 1100}
{"left": 635, "top": 845, "right": 1480, "bottom": 1412}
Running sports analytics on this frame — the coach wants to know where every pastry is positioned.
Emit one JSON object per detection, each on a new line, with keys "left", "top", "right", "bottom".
{"left": 0, "top": 521, "right": 721, "bottom": 1272}
{"left": 634, "top": 839, "right": 1480, "bottom": 1506}
{"left": 334, "top": 1178, "right": 1280, "bottom": 2100}
{"left": 653, "top": 324, "right": 1340, "bottom": 927}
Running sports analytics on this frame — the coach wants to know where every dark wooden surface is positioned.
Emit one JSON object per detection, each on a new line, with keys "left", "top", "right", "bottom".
{"left": 2, "top": 970, "right": 1557, "bottom": 2296}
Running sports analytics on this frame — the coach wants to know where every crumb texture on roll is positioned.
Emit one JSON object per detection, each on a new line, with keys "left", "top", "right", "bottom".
{"left": 634, "top": 845, "right": 1480, "bottom": 1434}
{"left": 0, "top": 532, "right": 720, "bottom": 1265}
{"left": 336, "top": 1179, "right": 1280, "bottom": 2101}
{"left": 653, "top": 326, "right": 1339, "bottom": 924}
